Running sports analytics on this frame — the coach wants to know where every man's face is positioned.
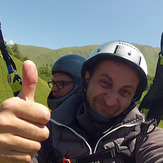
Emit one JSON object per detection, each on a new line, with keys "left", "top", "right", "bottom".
{"left": 51, "top": 73, "right": 75, "bottom": 99}
{"left": 85, "top": 60, "right": 140, "bottom": 119}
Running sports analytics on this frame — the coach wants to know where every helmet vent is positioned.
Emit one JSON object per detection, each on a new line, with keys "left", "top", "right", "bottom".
{"left": 114, "top": 45, "right": 119, "bottom": 54}
{"left": 128, "top": 52, "right": 131, "bottom": 56}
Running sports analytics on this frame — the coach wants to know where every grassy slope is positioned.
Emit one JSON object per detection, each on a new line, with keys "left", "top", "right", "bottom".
{"left": 16, "top": 44, "right": 53, "bottom": 61}
{"left": 0, "top": 55, "right": 50, "bottom": 107}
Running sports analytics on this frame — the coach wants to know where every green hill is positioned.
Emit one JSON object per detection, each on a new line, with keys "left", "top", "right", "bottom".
{"left": 16, "top": 44, "right": 160, "bottom": 77}
{"left": 15, "top": 44, "right": 53, "bottom": 61}
{"left": 16, "top": 44, "right": 98, "bottom": 67}
{"left": 0, "top": 55, "right": 50, "bottom": 106}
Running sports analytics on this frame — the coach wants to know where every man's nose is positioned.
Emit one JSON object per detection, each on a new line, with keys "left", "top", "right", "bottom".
{"left": 104, "top": 89, "right": 118, "bottom": 107}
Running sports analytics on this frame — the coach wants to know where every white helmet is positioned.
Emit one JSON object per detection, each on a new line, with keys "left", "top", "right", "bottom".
{"left": 81, "top": 41, "right": 148, "bottom": 101}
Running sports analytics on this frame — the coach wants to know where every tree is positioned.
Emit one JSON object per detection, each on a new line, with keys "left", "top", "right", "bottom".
{"left": 10, "top": 44, "right": 29, "bottom": 61}
{"left": 11, "top": 44, "right": 22, "bottom": 60}
{"left": 6, "top": 45, "right": 14, "bottom": 56}
{"left": 38, "top": 66, "right": 51, "bottom": 81}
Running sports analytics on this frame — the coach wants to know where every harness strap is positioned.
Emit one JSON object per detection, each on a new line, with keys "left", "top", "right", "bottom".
{"left": 67, "top": 145, "right": 130, "bottom": 163}
{"left": 139, "top": 33, "right": 163, "bottom": 125}
{"left": 10, "top": 74, "right": 22, "bottom": 96}
{"left": 122, "top": 119, "right": 156, "bottom": 147}
{"left": 0, "top": 22, "right": 22, "bottom": 96}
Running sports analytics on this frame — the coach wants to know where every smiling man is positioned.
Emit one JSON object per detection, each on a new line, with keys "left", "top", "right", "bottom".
{"left": 85, "top": 59, "right": 140, "bottom": 119}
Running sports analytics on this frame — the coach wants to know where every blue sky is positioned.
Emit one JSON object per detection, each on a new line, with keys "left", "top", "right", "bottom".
{"left": 0, "top": 0, "right": 163, "bottom": 49}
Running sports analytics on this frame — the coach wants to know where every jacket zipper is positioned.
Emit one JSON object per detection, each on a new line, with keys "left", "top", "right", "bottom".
{"left": 50, "top": 118, "right": 93, "bottom": 155}
{"left": 50, "top": 118, "right": 142, "bottom": 156}
{"left": 93, "top": 121, "right": 142, "bottom": 153}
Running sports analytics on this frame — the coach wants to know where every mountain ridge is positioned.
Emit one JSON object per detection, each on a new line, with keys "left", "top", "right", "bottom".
{"left": 15, "top": 43, "right": 160, "bottom": 76}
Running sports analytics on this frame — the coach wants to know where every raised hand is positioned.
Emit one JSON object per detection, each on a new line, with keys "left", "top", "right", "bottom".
{"left": 0, "top": 60, "right": 50, "bottom": 163}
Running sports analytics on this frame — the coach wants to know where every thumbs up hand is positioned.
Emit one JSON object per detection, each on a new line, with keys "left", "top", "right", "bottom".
{"left": 19, "top": 59, "right": 38, "bottom": 101}
{"left": 0, "top": 60, "right": 50, "bottom": 163}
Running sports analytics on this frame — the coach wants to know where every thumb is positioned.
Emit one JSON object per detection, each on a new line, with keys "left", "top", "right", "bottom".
{"left": 19, "top": 60, "right": 38, "bottom": 101}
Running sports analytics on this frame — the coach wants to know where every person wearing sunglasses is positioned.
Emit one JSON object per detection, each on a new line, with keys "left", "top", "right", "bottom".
{"left": 47, "top": 54, "right": 86, "bottom": 110}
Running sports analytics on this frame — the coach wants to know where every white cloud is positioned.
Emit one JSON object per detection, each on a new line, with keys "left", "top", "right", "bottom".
{"left": 9, "top": 40, "right": 14, "bottom": 45}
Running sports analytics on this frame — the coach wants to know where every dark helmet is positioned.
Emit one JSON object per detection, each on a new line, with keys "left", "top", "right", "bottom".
{"left": 47, "top": 54, "right": 86, "bottom": 110}
{"left": 81, "top": 41, "right": 148, "bottom": 101}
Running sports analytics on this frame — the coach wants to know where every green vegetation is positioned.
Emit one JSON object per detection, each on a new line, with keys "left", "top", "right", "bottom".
{"left": 38, "top": 65, "right": 51, "bottom": 82}
{"left": 0, "top": 53, "right": 49, "bottom": 107}
{"left": 158, "top": 121, "right": 163, "bottom": 128}
{"left": 10, "top": 44, "right": 29, "bottom": 62}
{"left": 15, "top": 44, "right": 98, "bottom": 68}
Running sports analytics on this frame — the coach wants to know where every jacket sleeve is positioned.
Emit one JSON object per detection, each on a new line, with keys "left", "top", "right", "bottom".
{"left": 135, "top": 127, "right": 163, "bottom": 163}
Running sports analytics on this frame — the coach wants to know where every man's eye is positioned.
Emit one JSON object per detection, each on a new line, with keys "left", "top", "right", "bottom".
{"left": 99, "top": 80, "right": 111, "bottom": 88}
{"left": 57, "top": 81, "right": 64, "bottom": 84}
{"left": 56, "top": 81, "right": 64, "bottom": 86}
{"left": 120, "top": 89, "right": 132, "bottom": 97}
